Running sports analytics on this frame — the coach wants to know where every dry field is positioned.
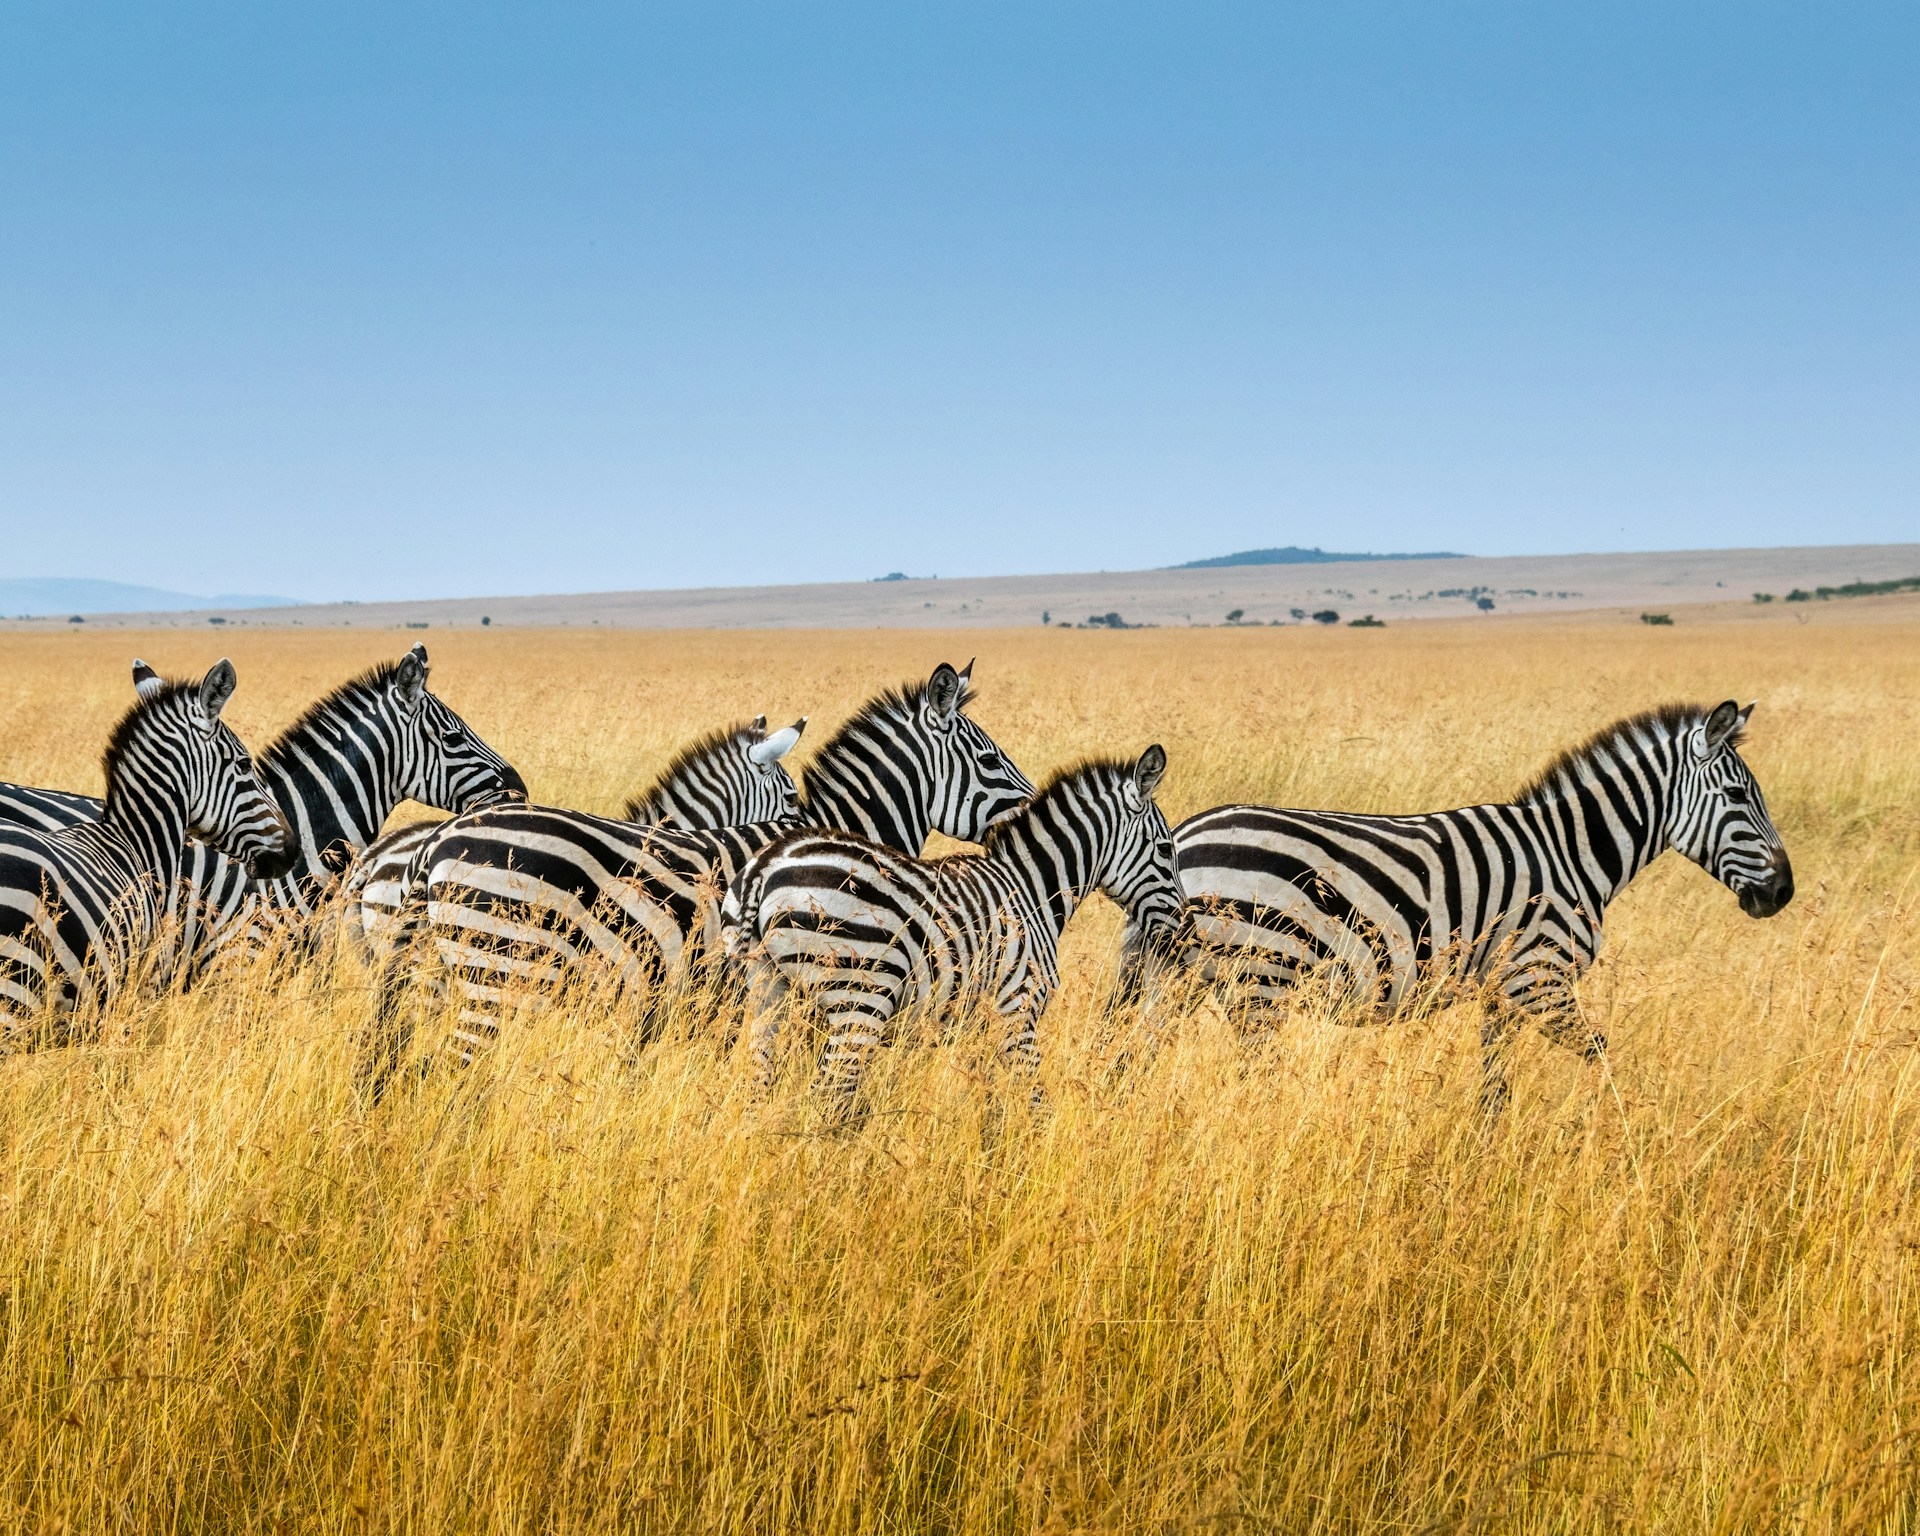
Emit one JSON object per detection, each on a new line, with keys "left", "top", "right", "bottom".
{"left": 1, "top": 612, "right": 1917, "bottom": 1532}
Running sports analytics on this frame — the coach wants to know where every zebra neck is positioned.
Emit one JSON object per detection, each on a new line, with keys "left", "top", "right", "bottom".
{"left": 101, "top": 743, "right": 194, "bottom": 890}
{"left": 258, "top": 704, "right": 401, "bottom": 877}
{"left": 988, "top": 809, "right": 1095, "bottom": 939}
{"left": 798, "top": 716, "right": 930, "bottom": 851}
{"left": 1518, "top": 744, "right": 1674, "bottom": 910}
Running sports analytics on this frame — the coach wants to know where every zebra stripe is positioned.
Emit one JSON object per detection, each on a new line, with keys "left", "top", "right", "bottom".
{"left": 730, "top": 747, "right": 1179, "bottom": 1115}
{"left": 0, "top": 661, "right": 294, "bottom": 1045}
{"left": 341, "top": 713, "right": 806, "bottom": 959}
{"left": 1133, "top": 700, "right": 1793, "bottom": 1109}
{"left": 370, "top": 661, "right": 1035, "bottom": 1089}
{"left": 0, "top": 644, "right": 525, "bottom": 979}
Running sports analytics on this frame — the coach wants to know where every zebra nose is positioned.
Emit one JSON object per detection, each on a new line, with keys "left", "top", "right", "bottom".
{"left": 248, "top": 841, "right": 300, "bottom": 881}
{"left": 1740, "top": 853, "right": 1794, "bottom": 918}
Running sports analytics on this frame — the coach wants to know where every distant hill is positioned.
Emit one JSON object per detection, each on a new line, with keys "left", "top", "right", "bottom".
{"left": 1174, "top": 546, "right": 1465, "bottom": 569}
{"left": 0, "top": 579, "right": 299, "bottom": 618}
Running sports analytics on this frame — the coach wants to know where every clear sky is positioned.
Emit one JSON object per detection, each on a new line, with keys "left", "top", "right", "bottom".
{"left": 3, "top": 3, "right": 1915, "bottom": 602}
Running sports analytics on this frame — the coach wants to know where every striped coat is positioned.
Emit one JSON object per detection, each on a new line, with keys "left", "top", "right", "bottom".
{"left": 0, "top": 662, "right": 294, "bottom": 1045}
{"left": 341, "top": 714, "right": 805, "bottom": 960}
{"left": 0, "top": 646, "right": 524, "bottom": 980}
{"left": 369, "top": 662, "right": 1035, "bottom": 1091}
{"left": 1130, "top": 701, "right": 1793, "bottom": 1108}
{"left": 729, "top": 749, "right": 1180, "bottom": 1114}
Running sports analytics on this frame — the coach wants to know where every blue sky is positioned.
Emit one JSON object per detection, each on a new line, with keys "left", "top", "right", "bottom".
{"left": 2, "top": 3, "right": 1914, "bottom": 602}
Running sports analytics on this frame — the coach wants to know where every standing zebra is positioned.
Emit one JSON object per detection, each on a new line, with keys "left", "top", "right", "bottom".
{"left": 0, "top": 645, "right": 526, "bottom": 979}
{"left": 371, "top": 662, "right": 1035, "bottom": 1088}
{"left": 0, "top": 660, "right": 294, "bottom": 1045}
{"left": 728, "top": 748, "right": 1180, "bottom": 1117}
{"left": 340, "top": 713, "right": 806, "bottom": 960}
{"left": 1128, "top": 700, "right": 1794, "bottom": 1109}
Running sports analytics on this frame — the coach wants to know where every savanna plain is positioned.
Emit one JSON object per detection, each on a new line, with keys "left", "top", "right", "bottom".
{"left": 2, "top": 608, "right": 1917, "bottom": 1534}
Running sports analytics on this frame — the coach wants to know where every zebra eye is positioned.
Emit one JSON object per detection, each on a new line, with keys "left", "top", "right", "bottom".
{"left": 1724, "top": 783, "right": 1750, "bottom": 806}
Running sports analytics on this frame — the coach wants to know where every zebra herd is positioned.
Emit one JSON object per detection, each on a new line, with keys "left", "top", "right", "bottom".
{"left": 0, "top": 647, "right": 1794, "bottom": 1114}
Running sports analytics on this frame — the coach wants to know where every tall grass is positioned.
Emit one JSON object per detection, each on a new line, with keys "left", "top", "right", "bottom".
{"left": 1, "top": 614, "right": 1916, "bottom": 1531}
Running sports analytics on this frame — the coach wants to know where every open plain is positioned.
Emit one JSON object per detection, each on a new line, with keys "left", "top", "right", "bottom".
{"left": 11, "top": 542, "right": 1920, "bottom": 632}
{"left": 1, "top": 602, "right": 1917, "bottom": 1531}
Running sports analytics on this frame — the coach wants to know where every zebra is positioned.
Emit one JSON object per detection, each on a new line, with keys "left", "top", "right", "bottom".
{"left": 370, "top": 661, "right": 1035, "bottom": 1089}
{"left": 339, "top": 713, "right": 807, "bottom": 961}
{"left": 1125, "top": 700, "right": 1794, "bottom": 1110}
{"left": 726, "top": 747, "right": 1180, "bottom": 1117}
{"left": 0, "top": 659, "right": 295, "bottom": 1045}
{"left": 0, "top": 645, "right": 526, "bottom": 979}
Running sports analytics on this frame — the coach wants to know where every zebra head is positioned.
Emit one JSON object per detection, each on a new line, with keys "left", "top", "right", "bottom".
{"left": 1669, "top": 700, "right": 1793, "bottom": 919}
{"left": 1094, "top": 745, "right": 1184, "bottom": 939}
{"left": 121, "top": 660, "right": 297, "bottom": 880}
{"left": 920, "top": 659, "right": 1036, "bottom": 842}
{"left": 625, "top": 714, "right": 808, "bottom": 828}
{"left": 387, "top": 645, "right": 527, "bottom": 813}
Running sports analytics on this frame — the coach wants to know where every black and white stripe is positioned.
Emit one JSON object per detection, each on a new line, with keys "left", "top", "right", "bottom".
{"left": 1133, "top": 700, "right": 1794, "bottom": 1107}
{"left": 0, "top": 645, "right": 525, "bottom": 978}
{"left": 0, "top": 661, "right": 294, "bottom": 1045}
{"left": 371, "top": 662, "right": 1035, "bottom": 1087}
{"left": 730, "top": 747, "right": 1179, "bottom": 1115}
{"left": 341, "top": 713, "right": 805, "bottom": 959}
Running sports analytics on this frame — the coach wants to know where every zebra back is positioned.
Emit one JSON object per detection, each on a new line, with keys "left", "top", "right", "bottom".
{"left": 344, "top": 709, "right": 806, "bottom": 959}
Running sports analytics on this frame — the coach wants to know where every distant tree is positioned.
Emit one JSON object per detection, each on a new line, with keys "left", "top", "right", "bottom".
{"left": 68, "top": 615, "right": 84, "bottom": 624}
{"left": 1785, "top": 589, "right": 1812, "bottom": 602}
{"left": 1225, "top": 608, "right": 1244, "bottom": 624}
{"left": 1289, "top": 608, "right": 1307, "bottom": 621}
{"left": 1312, "top": 609, "right": 1340, "bottom": 625}
{"left": 1640, "top": 612, "right": 1674, "bottom": 626}
{"left": 481, "top": 615, "right": 492, "bottom": 626}
{"left": 1475, "top": 596, "right": 1495, "bottom": 612}
{"left": 1348, "top": 615, "right": 1384, "bottom": 628}
{"left": 1041, "top": 610, "right": 1050, "bottom": 625}
{"left": 1752, "top": 593, "right": 1774, "bottom": 604}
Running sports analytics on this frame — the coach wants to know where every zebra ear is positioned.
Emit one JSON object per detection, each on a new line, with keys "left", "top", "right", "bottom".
{"left": 926, "top": 663, "right": 963, "bottom": 721}
{"left": 1134, "top": 744, "right": 1168, "bottom": 801}
{"left": 131, "top": 660, "right": 165, "bottom": 701}
{"left": 1700, "top": 699, "right": 1743, "bottom": 756}
{"left": 197, "top": 659, "right": 237, "bottom": 725}
{"left": 409, "top": 641, "right": 430, "bottom": 672}
{"left": 392, "top": 650, "right": 428, "bottom": 712}
{"left": 750, "top": 714, "right": 767, "bottom": 733}
{"left": 750, "top": 719, "right": 805, "bottom": 766}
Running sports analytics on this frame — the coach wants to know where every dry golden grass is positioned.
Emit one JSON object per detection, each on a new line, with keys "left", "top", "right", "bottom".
{"left": 2, "top": 613, "right": 1918, "bottom": 1532}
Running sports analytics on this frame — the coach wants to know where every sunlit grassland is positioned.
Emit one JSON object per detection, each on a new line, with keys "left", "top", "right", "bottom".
{"left": 0, "top": 610, "right": 1916, "bottom": 1532}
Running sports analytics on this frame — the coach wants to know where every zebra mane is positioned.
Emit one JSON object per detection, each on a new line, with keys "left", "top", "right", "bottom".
{"left": 798, "top": 675, "right": 979, "bottom": 803}
{"left": 100, "top": 677, "right": 200, "bottom": 784}
{"left": 622, "top": 719, "right": 763, "bottom": 821}
{"left": 1516, "top": 702, "right": 1742, "bottom": 805}
{"left": 257, "top": 658, "right": 416, "bottom": 772}
{"left": 982, "top": 756, "right": 1129, "bottom": 851}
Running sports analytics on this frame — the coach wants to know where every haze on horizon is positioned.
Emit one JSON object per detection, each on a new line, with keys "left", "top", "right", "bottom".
{"left": 3, "top": 3, "right": 1915, "bottom": 605}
